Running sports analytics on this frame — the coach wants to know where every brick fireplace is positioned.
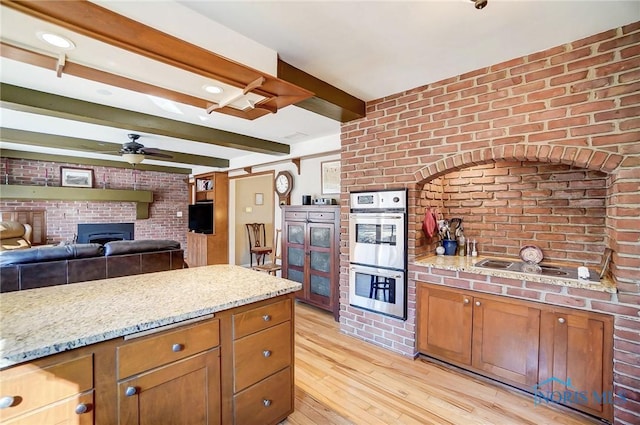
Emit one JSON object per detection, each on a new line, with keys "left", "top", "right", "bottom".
{"left": 339, "top": 23, "right": 639, "bottom": 424}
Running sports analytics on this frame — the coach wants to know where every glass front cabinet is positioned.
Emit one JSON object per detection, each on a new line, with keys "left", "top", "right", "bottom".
{"left": 282, "top": 205, "right": 340, "bottom": 320}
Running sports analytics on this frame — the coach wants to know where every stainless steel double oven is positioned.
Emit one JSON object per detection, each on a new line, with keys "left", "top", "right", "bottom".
{"left": 348, "top": 189, "right": 407, "bottom": 319}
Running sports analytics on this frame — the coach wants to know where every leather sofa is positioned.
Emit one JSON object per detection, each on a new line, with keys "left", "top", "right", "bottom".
{"left": 0, "top": 221, "right": 33, "bottom": 251}
{"left": 0, "top": 239, "right": 184, "bottom": 293}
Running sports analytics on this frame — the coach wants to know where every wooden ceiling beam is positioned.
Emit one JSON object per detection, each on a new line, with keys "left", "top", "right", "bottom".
{"left": 2, "top": 0, "right": 313, "bottom": 113}
{"left": 0, "top": 149, "right": 192, "bottom": 174}
{"left": 278, "top": 59, "right": 365, "bottom": 123}
{"left": 0, "top": 84, "right": 290, "bottom": 156}
{"left": 0, "top": 128, "right": 229, "bottom": 168}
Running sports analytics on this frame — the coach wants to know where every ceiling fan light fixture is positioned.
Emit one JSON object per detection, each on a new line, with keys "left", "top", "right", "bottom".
{"left": 122, "top": 153, "right": 145, "bottom": 164}
{"left": 37, "top": 32, "right": 75, "bottom": 49}
{"left": 203, "top": 84, "right": 224, "bottom": 94}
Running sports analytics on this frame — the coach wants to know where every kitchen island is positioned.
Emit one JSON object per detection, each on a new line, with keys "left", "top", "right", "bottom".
{"left": 0, "top": 265, "right": 302, "bottom": 425}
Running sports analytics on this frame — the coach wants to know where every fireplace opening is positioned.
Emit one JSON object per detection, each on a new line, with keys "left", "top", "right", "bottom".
{"left": 77, "top": 223, "right": 134, "bottom": 244}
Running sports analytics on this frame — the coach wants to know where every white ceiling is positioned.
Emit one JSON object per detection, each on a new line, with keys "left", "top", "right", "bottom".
{"left": 1, "top": 0, "right": 638, "bottom": 173}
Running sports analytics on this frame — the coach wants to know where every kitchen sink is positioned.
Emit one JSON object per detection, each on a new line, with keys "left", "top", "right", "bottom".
{"left": 474, "top": 258, "right": 599, "bottom": 281}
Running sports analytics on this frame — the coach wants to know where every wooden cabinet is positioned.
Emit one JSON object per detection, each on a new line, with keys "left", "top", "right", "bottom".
{"left": 116, "top": 319, "right": 221, "bottom": 425}
{"left": 0, "top": 209, "right": 46, "bottom": 245}
{"left": 231, "top": 298, "right": 294, "bottom": 425}
{"left": 416, "top": 282, "right": 613, "bottom": 421}
{"left": 0, "top": 294, "right": 296, "bottom": 425}
{"left": 187, "top": 172, "right": 228, "bottom": 267}
{"left": 0, "top": 352, "right": 94, "bottom": 424}
{"left": 281, "top": 206, "right": 339, "bottom": 320}
{"left": 539, "top": 309, "right": 613, "bottom": 420}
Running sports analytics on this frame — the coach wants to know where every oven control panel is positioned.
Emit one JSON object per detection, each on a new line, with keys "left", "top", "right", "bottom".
{"left": 350, "top": 190, "right": 407, "bottom": 211}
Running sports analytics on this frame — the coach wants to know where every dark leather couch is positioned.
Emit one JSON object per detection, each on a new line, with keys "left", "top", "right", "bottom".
{"left": 0, "top": 240, "right": 184, "bottom": 293}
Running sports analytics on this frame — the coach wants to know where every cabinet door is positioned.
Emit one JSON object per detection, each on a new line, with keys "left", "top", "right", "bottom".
{"left": 118, "top": 349, "right": 221, "bottom": 425}
{"left": 472, "top": 297, "right": 540, "bottom": 388}
{"left": 283, "top": 221, "right": 306, "bottom": 286}
{"left": 539, "top": 311, "right": 613, "bottom": 420}
{"left": 306, "top": 222, "right": 335, "bottom": 309}
{"left": 416, "top": 284, "right": 472, "bottom": 365}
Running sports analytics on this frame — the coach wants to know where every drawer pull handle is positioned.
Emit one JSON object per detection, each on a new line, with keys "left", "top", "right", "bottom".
{"left": 558, "top": 317, "right": 566, "bottom": 324}
{"left": 172, "top": 343, "right": 184, "bottom": 352}
{"left": 263, "top": 315, "right": 271, "bottom": 322}
{"left": 0, "top": 396, "right": 14, "bottom": 409}
{"left": 125, "top": 386, "right": 137, "bottom": 397}
{"left": 75, "top": 403, "right": 89, "bottom": 415}
{"left": 463, "top": 298, "right": 470, "bottom": 304}
{"left": 263, "top": 350, "right": 272, "bottom": 358}
{"left": 263, "top": 399, "right": 272, "bottom": 407}
{"left": 475, "top": 301, "right": 481, "bottom": 307}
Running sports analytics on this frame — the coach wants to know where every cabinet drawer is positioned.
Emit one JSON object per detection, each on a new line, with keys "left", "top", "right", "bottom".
{"left": 308, "top": 211, "right": 336, "bottom": 221}
{"left": 118, "top": 319, "right": 219, "bottom": 379}
{"left": 2, "top": 390, "right": 94, "bottom": 425}
{"left": 284, "top": 211, "right": 308, "bottom": 220}
{"left": 233, "top": 299, "right": 291, "bottom": 339}
{"left": 234, "top": 322, "right": 292, "bottom": 392}
{"left": 234, "top": 367, "right": 292, "bottom": 425}
{"left": 0, "top": 354, "right": 93, "bottom": 422}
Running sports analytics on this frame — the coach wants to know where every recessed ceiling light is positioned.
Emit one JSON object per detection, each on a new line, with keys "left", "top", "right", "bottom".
{"left": 203, "top": 84, "right": 223, "bottom": 94}
{"left": 37, "top": 32, "right": 75, "bottom": 49}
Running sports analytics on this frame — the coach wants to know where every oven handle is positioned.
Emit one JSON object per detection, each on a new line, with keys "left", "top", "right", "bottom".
{"left": 349, "top": 213, "right": 404, "bottom": 220}
{"left": 349, "top": 266, "right": 403, "bottom": 279}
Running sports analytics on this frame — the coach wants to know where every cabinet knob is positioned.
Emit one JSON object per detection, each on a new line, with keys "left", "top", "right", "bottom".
{"left": 475, "top": 301, "right": 481, "bottom": 307}
{"left": 263, "top": 399, "right": 272, "bottom": 407}
{"left": 172, "top": 343, "right": 184, "bottom": 352}
{"left": 263, "top": 350, "right": 272, "bottom": 358}
{"left": 558, "top": 317, "right": 566, "bottom": 324}
{"left": 463, "top": 298, "right": 470, "bottom": 304}
{"left": 262, "top": 315, "right": 271, "bottom": 322}
{"left": 0, "top": 396, "right": 14, "bottom": 409}
{"left": 125, "top": 386, "right": 137, "bottom": 397}
{"left": 75, "top": 403, "right": 89, "bottom": 415}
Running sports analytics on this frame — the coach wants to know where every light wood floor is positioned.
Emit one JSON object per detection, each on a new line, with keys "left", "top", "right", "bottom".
{"left": 283, "top": 302, "right": 595, "bottom": 425}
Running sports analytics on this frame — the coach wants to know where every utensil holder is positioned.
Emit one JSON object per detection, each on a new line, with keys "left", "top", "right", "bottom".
{"left": 443, "top": 239, "right": 458, "bottom": 256}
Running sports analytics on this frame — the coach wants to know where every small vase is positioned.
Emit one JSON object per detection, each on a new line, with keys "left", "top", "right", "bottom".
{"left": 436, "top": 245, "right": 445, "bottom": 256}
{"left": 442, "top": 239, "right": 458, "bottom": 256}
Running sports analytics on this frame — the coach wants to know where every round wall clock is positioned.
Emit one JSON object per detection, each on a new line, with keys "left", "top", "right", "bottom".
{"left": 274, "top": 170, "right": 293, "bottom": 205}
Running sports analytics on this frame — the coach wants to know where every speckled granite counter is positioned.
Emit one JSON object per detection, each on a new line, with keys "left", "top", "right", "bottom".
{"left": 0, "top": 265, "right": 302, "bottom": 368}
{"left": 413, "top": 254, "right": 616, "bottom": 293}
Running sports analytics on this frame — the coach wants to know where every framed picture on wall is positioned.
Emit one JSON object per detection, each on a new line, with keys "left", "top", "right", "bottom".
{"left": 321, "top": 160, "right": 340, "bottom": 195}
{"left": 60, "top": 167, "right": 94, "bottom": 188}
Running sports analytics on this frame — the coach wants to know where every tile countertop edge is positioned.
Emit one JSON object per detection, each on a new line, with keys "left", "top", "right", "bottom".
{"left": 0, "top": 266, "right": 302, "bottom": 369}
{"left": 411, "top": 255, "right": 616, "bottom": 294}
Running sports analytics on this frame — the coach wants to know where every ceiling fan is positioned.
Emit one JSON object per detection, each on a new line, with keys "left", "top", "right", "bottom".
{"left": 119, "top": 134, "right": 172, "bottom": 164}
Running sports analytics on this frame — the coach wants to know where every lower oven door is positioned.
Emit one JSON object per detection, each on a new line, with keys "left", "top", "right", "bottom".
{"left": 348, "top": 213, "right": 405, "bottom": 270}
{"left": 349, "top": 264, "right": 406, "bottom": 320}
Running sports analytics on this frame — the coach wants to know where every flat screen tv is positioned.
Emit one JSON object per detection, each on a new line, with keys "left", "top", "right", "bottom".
{"left": 188, "top": 203, "right": 214, "bottom": 234}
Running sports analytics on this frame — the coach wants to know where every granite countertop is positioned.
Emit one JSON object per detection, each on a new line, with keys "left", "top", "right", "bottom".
{"left": 413, "top": 254, "right": 616, "bottom": 293}
{"left": 0, "top": 265, "right": 302, "bottom": 368}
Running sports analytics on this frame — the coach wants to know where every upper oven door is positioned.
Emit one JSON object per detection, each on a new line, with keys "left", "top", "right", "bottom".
{"left": 349, "top": 212, "right": 405, "bottom": 270}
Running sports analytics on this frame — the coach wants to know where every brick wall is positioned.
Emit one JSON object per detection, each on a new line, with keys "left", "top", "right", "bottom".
{"left": 0, "top": 159, "right": 189, "bottom": 248}
{"left": 340, "top": 23, "right": 639, "bottom": 424}
{"left": 421, "top": 162, "right": 608, "bottom": 265}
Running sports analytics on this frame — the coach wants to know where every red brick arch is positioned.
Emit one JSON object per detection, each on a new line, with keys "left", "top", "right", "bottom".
{"left": 412, "top": 144, "right": 625, "bottom": 184}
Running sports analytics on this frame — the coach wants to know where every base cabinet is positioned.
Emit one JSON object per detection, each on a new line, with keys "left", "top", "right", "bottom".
{"left": 417, "top": 282, "right": 613, "bottom": 422}
{"left": 0, "top": 294, "right": 296, "bottom": 425}
{"left": 281, "top": 206, "right": 339, "bottom": 320}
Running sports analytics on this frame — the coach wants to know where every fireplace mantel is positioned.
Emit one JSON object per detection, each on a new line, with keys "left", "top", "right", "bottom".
{"left": 0, "top": 184, "right": 153, "bottom": 219}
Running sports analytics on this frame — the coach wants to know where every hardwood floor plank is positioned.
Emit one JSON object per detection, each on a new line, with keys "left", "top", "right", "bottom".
{"left": 284, "top": 302, "right": 596, "bottom": 425}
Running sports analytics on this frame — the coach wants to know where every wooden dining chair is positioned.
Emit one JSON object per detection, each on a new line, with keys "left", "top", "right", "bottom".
{"left": 245, "top": 223, "right": 272, "bottom": 268}
{"left": 254, "top": 229, "right": 282, "bottom": 276}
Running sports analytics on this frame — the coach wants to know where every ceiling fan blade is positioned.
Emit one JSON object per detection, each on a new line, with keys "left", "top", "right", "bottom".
{"left": 142, "top": 148, "right": 173, "bottom": 159}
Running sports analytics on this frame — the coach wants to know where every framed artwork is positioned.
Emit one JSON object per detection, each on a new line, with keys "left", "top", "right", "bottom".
{"left": 255, "top": 192, "right": 264, "bottom": 205}
{"left": 321, "top": 160, "right": 340, "bottom": 195}
{"left": 60, "top": 167, "right": 94, "bottom": 188}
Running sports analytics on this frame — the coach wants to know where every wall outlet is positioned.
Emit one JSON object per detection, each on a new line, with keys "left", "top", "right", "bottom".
{"left": 176, "top": 211, "right": 183, "bottom": 217}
